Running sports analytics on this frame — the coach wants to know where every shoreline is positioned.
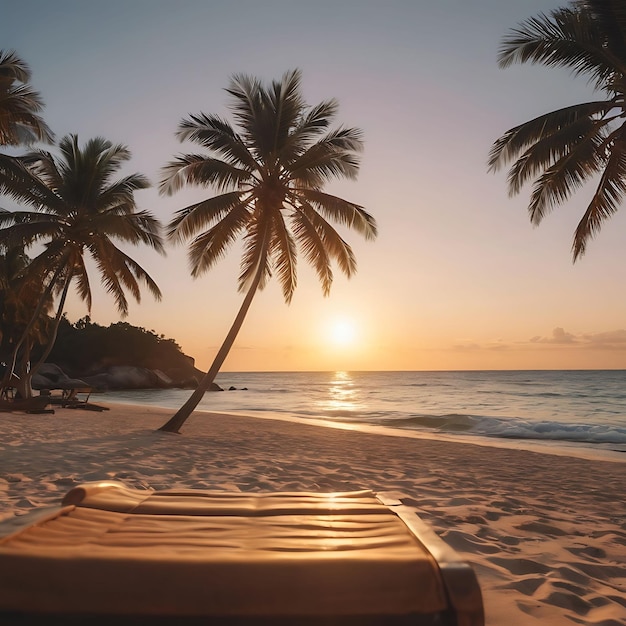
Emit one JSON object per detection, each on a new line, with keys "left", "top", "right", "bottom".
{"left": 1, "top": 402, "right": 625, "bottom": 625}
{"left": 102, "top": 399, "right": 626, "bottom": 463}
{"left": 201, "top": 406, "right": 626, "bottom": 463}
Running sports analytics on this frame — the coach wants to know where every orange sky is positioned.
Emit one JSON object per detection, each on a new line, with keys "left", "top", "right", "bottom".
{"left": 4, "top": 0, "right": 626, "bottom": 372}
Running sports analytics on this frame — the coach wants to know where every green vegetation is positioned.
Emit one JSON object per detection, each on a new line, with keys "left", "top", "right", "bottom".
{"left": 1, "top": 56, "right": 376, "bottom": 421}
{"left": 44, "top": 317, "right": 199, "bottom": 383}
{"left": 0, "top": 49, "right": 53, "bottom": 146}
{"left": 0, "top": 130, "right": 164, "bottom": 397}
{"left": 0, "top": 48, "right": 165, "bottom": 400}
{"left": 489, "top": 0, "right": 626, "bottom": 260}
{"left": 157, "top": 69, "right": 377, "bottom": 432}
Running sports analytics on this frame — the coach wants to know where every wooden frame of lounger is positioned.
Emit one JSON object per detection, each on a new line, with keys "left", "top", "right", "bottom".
{"left": 0, "top": 481, "right": 484, "bottom": 625}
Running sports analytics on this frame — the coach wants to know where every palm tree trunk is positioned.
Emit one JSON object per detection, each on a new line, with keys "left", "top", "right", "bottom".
{"left": 13, "top": 337, "right": 33, "bottom": 399}
{"left": 157, "top": 273, "right": 262, "bottom": 433}
{"left": 158, "top": 226, "right": 270, "bottom": 433}
{"left": 26, "top": 274, "right": 72, "bottom": 390}
{"left": 1, "top": 263, "right": 64, "bottom": 391}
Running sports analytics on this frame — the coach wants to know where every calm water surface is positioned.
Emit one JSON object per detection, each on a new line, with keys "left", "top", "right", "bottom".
{"left": 96, "top": 370, "right": 626, "bottom": 452}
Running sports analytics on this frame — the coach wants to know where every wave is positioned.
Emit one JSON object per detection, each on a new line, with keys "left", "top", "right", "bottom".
{"left": 97, "top": 370, "right": 626, "bottom": 451}
{"left": 378, "top": 413, "right": 626, "bottom": 445}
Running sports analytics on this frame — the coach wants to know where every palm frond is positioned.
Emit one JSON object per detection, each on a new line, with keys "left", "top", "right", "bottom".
{"left": 268, "top": 210, "right": 297, "bottom": 302}
{"left": 294, "top": 203, "right": 357, "bottom": 280}
{"left": 586, "top": 0, "right": 626, "bottom": 61}
{"left": 0, "top": 153, "right": 64, "bottom": 211}
{"left": 160, "top": 153, "right": 253, "bottom": 196}
{"left": 97, "top": 173, "right": 151, "bottom": 212}
{"left": 279, "top": 99, "right": 338, "bottom": 164}
{"left": 506, "top": 114, "right": 609, "bottom": 197}
{"left": 176, "top": 113, "right": 257, "bottom": 170}
{"left": 0, "top": 212, "right": 65, "bottom": 248}
{"left": 0, "top": 50, "right": 54, "bottom": 146}
{"left": 527, "top": 127, "right": 606, "bottom": 223}
{"left": 0, "top": 50, "right": 32, "bottom": 84}
{"left": 572, "top": 130, "right": 626, "bottom": 258}
{"left": 498, "top": 7, "right": 622, "bottom": 88}
{"left": 267, "top": 69, "right": 305, "bottom": 155}
{"left": 167, "top": 191, "right": 250, "bottom": 242}
{"left": 289, "top": 209, "right": 332, "bottom": 296}
{"left": 225, "top": 73, "right": 265, "bottom": 155}
{"left": 237, "top": 213, "right": 272, "bottom": 292}
{"left": 91, "top": 209, "right": 165, "bottom": 254}
{"left": 488, "top": 101, "right": 613, "bottom": 171}
{"left": 293, "top": 188, "right": 377, "bottom": 240}
{"left": 289, "top": 127, "right": 363, "bottom": 183}
{"left": 70, "top": 258, "right": 92, "bottom": 312}
{"left": 92, "top": 237, "right": 162, "bottom": 307}
{"left": 186, "top": 202, "right": 252, "bottom": 277}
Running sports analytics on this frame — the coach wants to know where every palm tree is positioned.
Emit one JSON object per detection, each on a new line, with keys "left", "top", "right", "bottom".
{"left": 158, "top": 69, "right": 377, "bottom": 433}
{"left": 0, "top": 245, "right": 53, "bottom": 395}
{"left": 0, "top": 49, "right": 53, "bottom": 146}
{"left": 488, "top": 0, "right": 626, "bottom": 260}
{"left": 0, "top": 134, "right": 164, "bottom": 397}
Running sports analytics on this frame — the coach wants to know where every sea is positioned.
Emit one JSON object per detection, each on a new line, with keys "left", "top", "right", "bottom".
{"left": 93, "top": 370, "right": 626, "bottom": 455}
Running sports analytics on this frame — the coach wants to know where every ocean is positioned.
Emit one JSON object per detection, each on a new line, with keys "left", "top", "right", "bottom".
{"left": 93, "top": 370, "right": 626, "bottom": 454}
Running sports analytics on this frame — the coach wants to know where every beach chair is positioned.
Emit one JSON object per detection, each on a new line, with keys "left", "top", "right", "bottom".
{"left": 0, "top": 481, "right": 484, "bottom": 625}
{"left": 60, "top": 386, "right": 93, "bottom": 408}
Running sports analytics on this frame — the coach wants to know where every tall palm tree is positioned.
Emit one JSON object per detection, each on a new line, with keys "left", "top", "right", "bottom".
{"left": 0, "top": 49, "right": 53, "bottom": 146}
{"left": 488, "top": 0, "right": 626, "bottom": 260}
{"left": 0, "top": 134, "right": 164, "bottom": 397}
{"left": 158, "top": 69, "right": 377, "bottom": 433}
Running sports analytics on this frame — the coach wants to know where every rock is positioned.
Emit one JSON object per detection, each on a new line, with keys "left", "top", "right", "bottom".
{"left": 152, "top": 369, "right": 173, "bottom": 388}
{"left": 81, "top": 366, "right": 157, "bottom": 390}
{"left": 34, "top": 362, "right": 214, "bottom": 392}
{"left": 32, "top": 364, "right": 89, "bottom": 391}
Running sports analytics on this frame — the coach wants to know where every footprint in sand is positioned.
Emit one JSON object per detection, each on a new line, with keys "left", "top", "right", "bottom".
{"left": 489, "top": 556, "right": 551, "bottom": 576}
{"left": 441, "top": 530, "right": 501, "bottom": 555}
{"left": 515, "top": 520, "right": 567, "bottom": 537}
{"left": 544, "top": 590, "right": 592, "bottom": 616}
{"left": 555, "top": 565, "right": 590, "bottom": 586}
{"left": 499, "top": 574, "right": 546, "bottom": 596}
{"left": 566, "top": 545, "right": 607, "bottom": 560}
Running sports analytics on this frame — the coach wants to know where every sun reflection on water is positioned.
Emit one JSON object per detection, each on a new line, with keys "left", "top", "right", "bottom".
{"left": 317, "top": 371, "right": 363, "bottom": 418}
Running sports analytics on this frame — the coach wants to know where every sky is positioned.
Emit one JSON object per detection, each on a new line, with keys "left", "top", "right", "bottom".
{"left": 3, "top": 0, "right": 626, "bottom": 372}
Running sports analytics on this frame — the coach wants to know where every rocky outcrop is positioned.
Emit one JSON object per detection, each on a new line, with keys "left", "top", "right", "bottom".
{"left": 32, "top": 363, "right": 90, "bottom": 391}
{"left": 33, "top": 363, "right": 221, "bottom": 392}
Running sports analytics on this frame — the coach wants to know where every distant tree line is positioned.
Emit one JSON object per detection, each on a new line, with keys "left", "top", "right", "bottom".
{"left": 43, "top": 316, "right": 195, "bottom": 378}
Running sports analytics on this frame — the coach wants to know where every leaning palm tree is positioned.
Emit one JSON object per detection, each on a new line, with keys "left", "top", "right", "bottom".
{"left": 488, "top": 0, "right": 626, "bottom": 260}
{"left": 0, "top": 134, "right": 164, "bottom": 397}
{"left": 0, "top": 49, "right": 53, "bottom": 146}
{"left": 158, "top": 69, "right": 377, "bottom": 433}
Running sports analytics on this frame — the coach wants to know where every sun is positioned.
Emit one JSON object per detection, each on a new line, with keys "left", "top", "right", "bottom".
{"left": 330, "top": 319, "right": 357, "bottom": 346}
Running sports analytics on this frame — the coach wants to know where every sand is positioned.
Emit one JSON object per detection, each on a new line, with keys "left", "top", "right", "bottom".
{"left": 1, "top": 402, "right": 625, "bottom": 625}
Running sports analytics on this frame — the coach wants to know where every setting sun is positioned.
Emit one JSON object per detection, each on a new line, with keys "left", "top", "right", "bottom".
{"left": 330, "top": 319, "right": 357, "bottom": 346}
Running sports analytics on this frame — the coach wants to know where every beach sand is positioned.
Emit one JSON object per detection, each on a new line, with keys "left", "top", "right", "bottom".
{"left": 1, "top": 402, "right": 625, "bottom": 625}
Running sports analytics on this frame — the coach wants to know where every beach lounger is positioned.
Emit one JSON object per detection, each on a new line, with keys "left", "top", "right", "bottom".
{"left": 0, "top": 481, "right": 484, "bottom": 625}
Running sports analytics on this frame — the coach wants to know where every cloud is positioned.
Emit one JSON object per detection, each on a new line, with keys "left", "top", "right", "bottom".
{"left": 452, "top": 343, "right": 482, "bottom": 351}
{"left": 530, "top": 327, "right": 577, "bottom": 344}
{"left": 582, "top": 329, "right": 626, "bottom": 346}
{"left": 452, "top": 327, "right": 626, "bottom": 354}
{"left": 529, "top": 327, "right": 626, "bottom": 350}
